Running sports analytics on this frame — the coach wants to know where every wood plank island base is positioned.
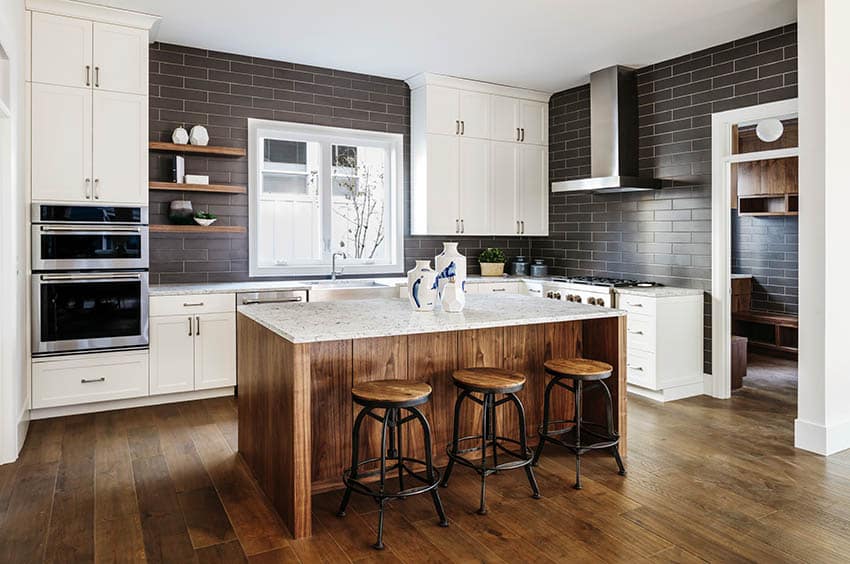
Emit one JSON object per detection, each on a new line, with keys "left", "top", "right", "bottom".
{"left": 236, "top": 294, "right": 627, "bottom": 538}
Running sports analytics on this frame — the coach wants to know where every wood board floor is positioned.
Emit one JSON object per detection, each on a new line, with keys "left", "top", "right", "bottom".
{"left": 2, "top": 354, "right": 850, "bottom": 562}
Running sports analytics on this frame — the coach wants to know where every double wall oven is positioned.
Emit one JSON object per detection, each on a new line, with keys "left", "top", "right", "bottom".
{"left": 31, "top": 204, "right": 150, "bottom": 356}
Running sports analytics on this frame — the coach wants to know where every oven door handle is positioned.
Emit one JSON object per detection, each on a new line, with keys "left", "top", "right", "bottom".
{"left": 38, "top": 226, "right": 143, "bottom": 234}
{"left": 39, "top": 273, "right": 143, "bottom": 282}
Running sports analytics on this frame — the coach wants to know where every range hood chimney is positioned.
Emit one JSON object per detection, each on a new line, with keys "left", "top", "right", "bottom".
{"left": 551, "top": 66, "right": 661, "bottom": 193}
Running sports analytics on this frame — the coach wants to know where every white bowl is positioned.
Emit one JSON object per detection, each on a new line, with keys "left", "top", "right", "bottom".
{"left": 194, "top": 217, "right": 217, "bottom": 227}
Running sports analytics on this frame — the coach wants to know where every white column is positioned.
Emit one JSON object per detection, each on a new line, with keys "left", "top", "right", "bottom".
{"left": 796, "top": 0, "right": 850, "bottom": 455}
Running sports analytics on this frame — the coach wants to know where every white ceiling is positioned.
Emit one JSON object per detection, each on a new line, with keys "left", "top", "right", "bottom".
{"left": 93, "top": 0, "right": 796, "bottom": 93}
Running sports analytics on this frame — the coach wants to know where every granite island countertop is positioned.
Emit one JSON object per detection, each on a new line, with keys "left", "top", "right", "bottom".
{"left": 237, "top": 293, "right": 625, "bottom": 343}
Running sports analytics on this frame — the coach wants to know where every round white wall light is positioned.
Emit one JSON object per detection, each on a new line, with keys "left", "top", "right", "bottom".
{"left": 755, "top": 118, "right": 784, "bottom": 143}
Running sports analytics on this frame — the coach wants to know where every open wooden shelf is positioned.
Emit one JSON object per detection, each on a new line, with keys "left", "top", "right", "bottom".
{"left": 149, "top": 141, "right": 246, "bottom": 157}
{"left": 150, "top": 224, "right": 246, "bottom": 234}
{"left": 738, "top": 193, "right": 798, "bottom": 216}
{"left": 149, "top": 181, "right": 247, "bottom": 194}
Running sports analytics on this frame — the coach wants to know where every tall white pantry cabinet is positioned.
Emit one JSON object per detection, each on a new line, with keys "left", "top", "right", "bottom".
{"left": 27, "top": 0, "right": 151, "bottom": 205}
{"left": 407, "top": 73, "right": 550, "bottom": 237}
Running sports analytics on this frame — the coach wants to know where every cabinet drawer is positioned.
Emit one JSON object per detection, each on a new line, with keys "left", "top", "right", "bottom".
{"left": 32, "top": 350, "right": 148, "bottom": 409}
{"left": 626, "top": 349, "right": 657, "bottom": 390}
{"left": 626, "top": 314, "right": 656, "bottom": 353}
{"left": 150, "top": 293, "right": 235, "bottom": 316}
{"left": 618, "top": 295, "right": 657, "bottom": 316}
{"left": 476, "top": 282, "right": 519, "bottom": 294}
{"left": 524, "top": 282, "right": 544, "bottom": 297}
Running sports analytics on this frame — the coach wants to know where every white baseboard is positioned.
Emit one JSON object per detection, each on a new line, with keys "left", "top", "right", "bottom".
{"left": 29, "top": 387, "right": 234, "bottom": 420}
{"left": 795, "top": 417, "right": 850, "bottom": 456}
{"left": 627, "top": 380, "right": 705, "bottom": 403}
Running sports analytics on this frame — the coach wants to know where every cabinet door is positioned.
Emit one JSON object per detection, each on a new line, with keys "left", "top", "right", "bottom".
{"left": 31, "top": 12, "right": 93, "bottom": 89}
{"left": 194, "top": 313, "right": 237, "bottom": 390}
{"left": 491, "top": 95, "right": 519, "bottom": 142}
{"left": 458, "top": 90, "right": 490, "bottom": 139}
{"left": 520, "top": 100, "right": 548, "bottom": 145}
{"left": 422, "top": 134, "right": 460, "bottom": 235}
{"left": 518, "top": 144, "right": 548, "bottom": 235}
{"left": 149, "top": 315, "right": 195, "bottom": 395}
{"left": 425, "top": 86, "right": 459, "bottom": 136}
{"left": 31, "top": 83, "right": 93, "bottom": 203}
{"left": 491, "top": 141, "right": 519, "bottom": 235}
{"left": 93, "top": 90, "right": 147, "bottom": 204}
{"left": 458, "top": 137, "right": 490, "bottom": 235}
{"left": 93, "top": 23, "right": 148, "bottom": 95}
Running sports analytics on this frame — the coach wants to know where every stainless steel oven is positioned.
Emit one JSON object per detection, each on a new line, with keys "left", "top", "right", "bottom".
{"left": 32, "top": 204, "right": 149, "bottom": 270}
{"left": 32, "top": 271, "right": 149, "bottom": 355}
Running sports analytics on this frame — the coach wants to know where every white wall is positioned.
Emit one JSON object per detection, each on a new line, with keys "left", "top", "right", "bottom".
{"left": 0, "top": 0, "right": 29, "bottom": 464}
{"left": 796, "top": 0, "right": 850, "bottom": 455}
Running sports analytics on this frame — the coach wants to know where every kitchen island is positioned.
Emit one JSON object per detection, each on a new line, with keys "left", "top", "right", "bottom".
{"left": 237, "top": 294, "right": 627, "bottom": 538}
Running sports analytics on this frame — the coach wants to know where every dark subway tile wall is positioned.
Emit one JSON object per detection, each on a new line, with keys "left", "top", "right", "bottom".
{"left": 731, "top": 212, "right": 798, "bottom": 314}
{"left": 535, "top": 24, "right": 797, "bottom": 372}
{"left": 148, "top": 42, "right": 531, "bottom": 282}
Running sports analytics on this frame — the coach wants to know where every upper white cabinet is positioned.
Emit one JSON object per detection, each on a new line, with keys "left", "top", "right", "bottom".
{"left": 27, "top": 2, "right": 157, "bottom": 205}
{"left": 408, "top": 73, "right": 550, "bottom": 236}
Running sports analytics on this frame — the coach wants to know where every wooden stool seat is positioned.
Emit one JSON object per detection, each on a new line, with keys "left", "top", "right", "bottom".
{"left": 544, "top": 358, "right": 613, "bottom": 381}
{"left": 452, "top": 367, "right": 526, "bottom": 394}
{"left": 351, "top": 380, "right": 432, "bottom": 408}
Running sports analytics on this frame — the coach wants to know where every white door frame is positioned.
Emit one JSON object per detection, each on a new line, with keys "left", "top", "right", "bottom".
{"left": 709, "top": 98, "right": 798, "bottom": 399}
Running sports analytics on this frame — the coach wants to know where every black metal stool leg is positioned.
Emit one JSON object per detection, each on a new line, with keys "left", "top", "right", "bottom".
{"left": 574, "top": 378, "right": 583, "bottom": 490}
{"left": 394, "top": 409, "right": 406, "bottom": 491}
{"left": 408, "top": 406, "right": 449, "bottom": 527}
{"left": 478, "top": 393, "right": 490, "bottom": 515}
{"left": 441, "top": 390, "right": 468, "bottom": 488}
{"left": 489, "top": 396, "right": 498, "bottom": 473}
{"left": 598, "top": 381, "right": 626, "bottom": 476}
{"left": 533, "top": 375, "right": 559, "bottom": 466}
{"left": 507, "top": 392, "right": 540, "bottom": 499}
{"left": 373, "top": 407, "right": 391, "bottom": 550}
{"left": 338, "top": 407, "right": 369, "bottom": 517}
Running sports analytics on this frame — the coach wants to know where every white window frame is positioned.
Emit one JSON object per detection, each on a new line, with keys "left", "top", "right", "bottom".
{"left": 248, "top": 118, "right": 404, "bottom": 277}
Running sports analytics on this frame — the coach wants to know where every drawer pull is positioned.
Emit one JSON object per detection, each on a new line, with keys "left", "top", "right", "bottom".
{"left": 188, "top": 316, "right": 193, "bottom": 336}
{"left": 492, "top": 288, "right": 506, "bottom": 292}
{"left": 81, "top": 377, "right": 106, "bottom": 384}
{"left": 627, "top": 365, "right": 644, "bottom": 371}
{"left": 196, "top": 316, "right": 201, "bottom": 336}
{"left": 183, "top": 302, "right": 204, "bottom": 307}
{"left": 628, "top": 330, "right": 644, "bottom": 335}
{"left": 627, "top": 302, "right": 644, "bottom": 307}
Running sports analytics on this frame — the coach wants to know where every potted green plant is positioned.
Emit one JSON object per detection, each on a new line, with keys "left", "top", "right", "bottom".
{"left": 194, "top": 210, "right": 218, "bottom": 227}
{"left": 478, "top": 247, "right": 506, "bottom": 277}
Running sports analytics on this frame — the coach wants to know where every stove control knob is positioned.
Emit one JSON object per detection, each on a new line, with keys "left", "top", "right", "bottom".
{"left": 545, "top": 291, "right": 553, "bottom": 298}
{"left": 597, "top": 298, "right": 605, "bottom": 307}
{"left": 575, "top": 296, "right": 583, "bottom": 303}
{"left": 553, "top": 292, "right": 561, "bottom": 300}
{"left": 588, "top": 297, "right": 597, "bottom": 305}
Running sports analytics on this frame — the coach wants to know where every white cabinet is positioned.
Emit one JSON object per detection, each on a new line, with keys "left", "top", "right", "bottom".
{"left": 474, "top": 281, "right": 521, "bottom": 294}
{"left": 27, "top": 5, "right": 154, "bottom": 205}
{"left": 92, "top": 90, "right": 148, "bottom": 203}
{"left": 93, "top": 22, "right": 148, "bottom": 95}
{"left": 32, "top": 350, "right": 148, "bottom": 409}
{"left": 408, "top": 73, "right": 550, "bottom": 236}
{"left": 149, "top": 294, "right": 236, "bottom": 396}
{"left": 31, "top": 12, "right": 93, "bottom": 89}
{"left": 31, "top": 83, "right": 92, "bottom": 202}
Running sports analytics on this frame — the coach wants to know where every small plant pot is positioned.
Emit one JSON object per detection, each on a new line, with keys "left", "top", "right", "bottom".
{"left": 480, "top": 262, "right": 505, "bottom": 277}
{"left": 194, "top": 217, "right": 217, "bottom": 227}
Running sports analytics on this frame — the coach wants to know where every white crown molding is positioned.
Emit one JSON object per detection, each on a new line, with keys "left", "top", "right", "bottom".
{"left": 405, "top": 72, "right": 551, "bottom": 103}
{"left": 26, "top": 0, "right": 160, "bottom": 30}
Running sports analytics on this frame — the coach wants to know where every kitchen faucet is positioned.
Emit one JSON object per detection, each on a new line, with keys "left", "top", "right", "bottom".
{"left": 331, "top": 251, "right": 347, "bottom": 280}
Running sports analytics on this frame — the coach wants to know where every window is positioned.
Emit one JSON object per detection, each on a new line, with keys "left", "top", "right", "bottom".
{"left": 248, "top": 119, "right": 404, "bottom": 277}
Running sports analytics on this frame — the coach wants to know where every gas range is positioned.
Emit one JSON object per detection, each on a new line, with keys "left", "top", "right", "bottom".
{"left": 551, "top": 276, "right": 659, "bottom": 288}
{"left": 542, "top": 277, "right": 660, "bottom": 308}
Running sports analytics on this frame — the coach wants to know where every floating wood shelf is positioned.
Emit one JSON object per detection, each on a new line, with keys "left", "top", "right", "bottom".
{"left": 149, "top": 141, "right": 246, "bottom": 157}
{"left": 150, "top": 224, "right": 246, "bottom": 234}
{"left": 738, "top": 193, "right": 798, "bottom": 216}
{"left": 149, "top": 181, "right": 247, "bottom": 194}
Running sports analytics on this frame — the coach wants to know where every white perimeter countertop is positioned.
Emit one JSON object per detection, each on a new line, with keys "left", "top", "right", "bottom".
{"left": 237, "top": 294, "right": 624, "bottom": 343}
{"left": 613, "top": 286, "right": 705, "bottom": 298}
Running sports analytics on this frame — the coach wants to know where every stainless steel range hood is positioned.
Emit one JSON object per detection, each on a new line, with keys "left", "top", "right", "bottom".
{"left": 551, "top": 66, "right": 661, "bottom": 193}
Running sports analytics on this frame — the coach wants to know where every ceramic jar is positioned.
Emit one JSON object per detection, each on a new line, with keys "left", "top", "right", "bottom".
{"left": 168, "top": 200, "right": 194, "bottom": 224}
{"left": 407, "top": 260, "right": 437, "bottom": 311}
{"left": 441, "top": 281, "right": 466, "bottom": 312}
{"left": 434, "top": 242, "right": 467, "bottom": 297}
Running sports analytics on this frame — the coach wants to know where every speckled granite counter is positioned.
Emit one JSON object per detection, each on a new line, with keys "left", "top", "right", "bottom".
{"left": 238, "top": 293, "right": 623, "bottom": 343}
{"left": 614, "top": 286, "right": 705, "bottom": 298}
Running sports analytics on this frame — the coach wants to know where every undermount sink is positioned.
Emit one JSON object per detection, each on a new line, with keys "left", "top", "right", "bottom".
{"left": 309, "top": 279, "right": 385, "bottom": 288}
{"left": 308, "top": 279, "right": 399, "bottom": 302}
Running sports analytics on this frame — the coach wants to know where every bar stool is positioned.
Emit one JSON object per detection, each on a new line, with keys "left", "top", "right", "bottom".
{"left": 532, "top": 358, "right": 625, "bottom": 489}
{"left": 337, "top": 379, "right": 448, "bottom": 550}
{"left": 440, "top": 367, "right": 540, "bottom": 515}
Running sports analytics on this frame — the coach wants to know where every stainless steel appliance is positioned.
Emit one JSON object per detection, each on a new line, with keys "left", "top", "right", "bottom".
{"left": 542, "top": 277, "right": 658, "bottom": 308}
{"left": 31, "top": 204, "right": 150, "bottom": 356}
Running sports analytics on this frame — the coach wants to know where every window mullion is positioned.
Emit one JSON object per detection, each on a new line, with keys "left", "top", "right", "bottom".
{"left": 320, "top": 141, "right": 333, "bottom": 260}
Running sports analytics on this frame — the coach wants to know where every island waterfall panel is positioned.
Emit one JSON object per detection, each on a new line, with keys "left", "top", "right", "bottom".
{"left": 237, "top": 315, "right": 626, "bottom": 539}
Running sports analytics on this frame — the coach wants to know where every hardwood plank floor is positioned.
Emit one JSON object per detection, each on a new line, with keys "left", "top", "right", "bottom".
{"left": 3, "top": 355, "right": 850, "bottom": 562}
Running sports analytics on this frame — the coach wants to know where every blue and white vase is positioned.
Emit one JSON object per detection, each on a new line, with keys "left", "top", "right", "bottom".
{"left": 434, "top": 242, "right": 467, "bottom": 297}
{"left": 441, "top": 281, "right": 466, "bottom": 312}
{"left": 407, "top": 260, "right": 437, "bottom": 311}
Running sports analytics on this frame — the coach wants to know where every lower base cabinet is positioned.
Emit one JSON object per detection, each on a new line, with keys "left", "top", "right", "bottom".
{"left": 149, "top": 294, "right": 236, "bottom": 395}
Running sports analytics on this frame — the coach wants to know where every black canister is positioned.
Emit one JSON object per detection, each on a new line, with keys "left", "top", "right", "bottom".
{"left": 511, "top": 255, "right": 529, "bottom": 276}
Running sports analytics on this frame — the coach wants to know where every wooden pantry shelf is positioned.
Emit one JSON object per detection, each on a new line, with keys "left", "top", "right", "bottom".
{"left": 149, "top": 181, "right": 247, "bottom": 194}
{"left": 150, "top": 224, "right": 246, "bottom": 234}
{"left": 149, "top": 141, "right": 246, "bottom": 157}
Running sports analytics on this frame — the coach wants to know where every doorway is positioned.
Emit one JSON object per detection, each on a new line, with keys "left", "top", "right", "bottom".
{"left": 710, "top": 98, "right": 799, "bottom": 399}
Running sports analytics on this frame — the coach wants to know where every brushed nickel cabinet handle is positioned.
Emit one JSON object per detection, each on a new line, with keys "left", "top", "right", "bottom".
{"left": 81, "top": 377, "right": 105, "bottom": 384}
{"left": 460, "top": 219, "right": 464, "bottom": 233}
{"left": 188, "top": 317, "right": 193, "bottom": 336}
{"left": 627, "top": 302, "right": 644, "bottom": 307}
{"left": 628, "top": 365, "right": 644, "bottom": 371}
{"left": 455, "top": 219, "right": 459, "bottom": 233}
{"left": 516, "top": 127, "right": 521, "bottom": 141}
{"left": 629, "top": 330, "right": 644, "bottom": 335}
{"left": 516, "top": 220, "right": 520, "bottom": 234}
{"left": 84, "top": 178, "right": 91, "bottom": 199}
{"left": 492, "top": 288, "right": 506, "bottom": 292}
{"left": 93, "top": 178, "right": 100, "bottom": 199}
{"left": 195, "top": 316, "right": 200, "bottom": 336}
{"left": 521, "top": 128, "right": 525, "bottom": 142}
{"left": 455, "top": 120, "right": 459, "bottom": 135}
{"left": 460, "top": 121, "right": 465, "bottom": 135}
{"left": 85, "top": 65, "right": 90, "bottom": 86}
{"left": 521, "top": 220, "right": 525, "bottom": 234}
{"left": 183, "top": 302, "right": 204, "bottom": 307}
{"left": 94, "top": 66, "right": 100, "bottom": 88}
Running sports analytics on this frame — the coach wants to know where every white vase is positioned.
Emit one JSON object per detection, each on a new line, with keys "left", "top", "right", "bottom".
{"left": 189, "top": 125, "right": 210, "bottom": 146}
{"left": 407, "top": 260, "right": 437, "bottom": 311}
{"left": 171, "top": 126, "right": 189, "bottom": 145}
{"left": 441, "top": 282, "right": 465, "bottom": 312}
{"left": 434, "top": 242, "right": 467, "bottom": 297}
